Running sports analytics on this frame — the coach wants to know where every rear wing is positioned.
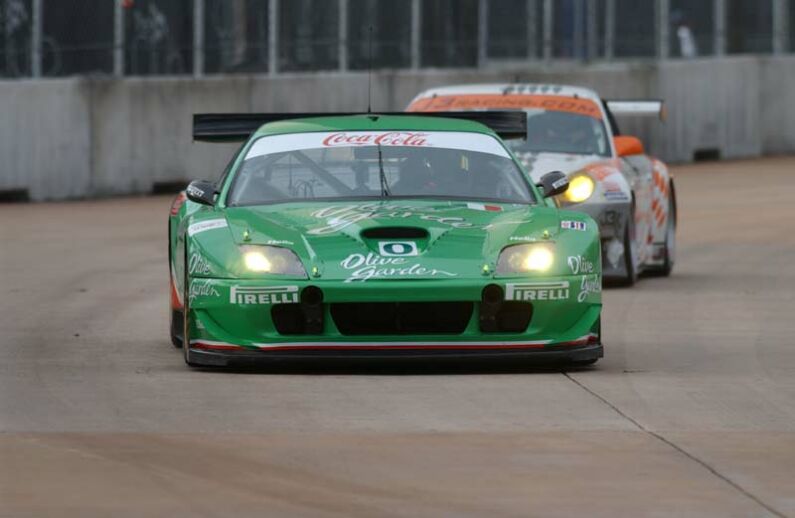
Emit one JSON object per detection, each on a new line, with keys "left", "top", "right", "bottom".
{"left": 193, "top": 111, "right": 527, "bottom": 142}
{"left": 605, "top": 100, "right": 666, "bottom": 121}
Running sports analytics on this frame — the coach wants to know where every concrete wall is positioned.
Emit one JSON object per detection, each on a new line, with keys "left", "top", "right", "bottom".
{"left": 1, "top": 56, "right": 794, "bottom": 201}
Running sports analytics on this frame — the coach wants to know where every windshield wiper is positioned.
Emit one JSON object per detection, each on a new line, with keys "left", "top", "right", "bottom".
{"left": 376, "top": 144, "right": 390, "bottom": 198}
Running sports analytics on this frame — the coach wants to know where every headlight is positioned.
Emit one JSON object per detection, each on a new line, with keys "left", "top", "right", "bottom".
{"left": 562, "top": 175, "right": 595, "bottom": 203}
{"left": 497, "top": 243, "right": 555, "bottom": 274}
{"left": 241, "top": 245, "right": 306, "bottom": 276}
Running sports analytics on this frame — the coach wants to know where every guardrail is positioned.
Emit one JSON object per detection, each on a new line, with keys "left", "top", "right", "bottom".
{"left": 0, "top": 56, "right": 792, "bottom": 201}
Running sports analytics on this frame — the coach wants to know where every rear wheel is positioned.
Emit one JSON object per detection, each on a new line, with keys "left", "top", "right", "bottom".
{"left": 649, "top": 190, "right": 676, "bottom": 276}
{"left": 618, "top": 216, "right": 638, "bottom": 286}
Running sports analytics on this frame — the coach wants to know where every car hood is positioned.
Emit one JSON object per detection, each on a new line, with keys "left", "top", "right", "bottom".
{"left": 512, "top": 152, "right": 604, "bottom": 182}
{"left": 224, "top": 200, "right": 562, "bottom": 281}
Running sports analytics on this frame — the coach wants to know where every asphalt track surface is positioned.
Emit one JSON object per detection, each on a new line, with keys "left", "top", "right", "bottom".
{"left": 1, "top": 157, "right": 794, "bottom": 517}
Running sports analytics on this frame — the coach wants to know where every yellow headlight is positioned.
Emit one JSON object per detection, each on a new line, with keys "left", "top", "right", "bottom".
{"left": 523, "top": 246, "right": 554, "bottom": 271}
{"left": 244, "top": 251, "right": 272, "bottom": 272}
{"left": 564, "top": 175, "right": 595, "bottom": 203}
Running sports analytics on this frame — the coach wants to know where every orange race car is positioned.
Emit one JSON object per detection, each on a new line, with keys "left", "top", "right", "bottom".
{"left": 408, "top": 83, "right": 675, "bottom": 285}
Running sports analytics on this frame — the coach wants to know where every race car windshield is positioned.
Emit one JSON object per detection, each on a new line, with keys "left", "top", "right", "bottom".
{"left": 227, "top": 131, "right": 535, "bottom": 206}
{"left": 507, "top": 110, "right": 611, "bottom": 157}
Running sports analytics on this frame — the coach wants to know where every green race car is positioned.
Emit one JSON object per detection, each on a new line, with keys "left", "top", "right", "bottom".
{"left": 168, "top": 112, "right": 603, "bottom": 367}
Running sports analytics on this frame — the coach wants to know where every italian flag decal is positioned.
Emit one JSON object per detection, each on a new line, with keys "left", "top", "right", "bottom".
{"left": 467, "top": 202, "right": 502, "bottom": 212}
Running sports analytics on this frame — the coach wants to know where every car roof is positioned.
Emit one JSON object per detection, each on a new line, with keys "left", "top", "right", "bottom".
{"left": 410, "top": 83, "right": 602, "bottom": 104}
{"left": 252, "top": 114, "right": 498, "bottom": 137}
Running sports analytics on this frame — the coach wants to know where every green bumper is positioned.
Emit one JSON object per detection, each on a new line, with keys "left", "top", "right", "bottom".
{"left": 186, "top": 274, "right": 601, "bottom": 352}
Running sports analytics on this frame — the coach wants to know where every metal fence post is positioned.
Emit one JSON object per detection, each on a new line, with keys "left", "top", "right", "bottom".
{"left": 773, "top": 0, "right": 789, "bottom": 54}
{"left": 411, "top": 0, "right": 420, "bottom": 69}
{"left": 113, "top": 0, "right": 124, "bottom": 76}
{"left": 586, "top": 0, "right": 597, "bottom": 61}
{"left": 338, "top": 0, "right": 347, "bottom": 71}
{"left": 526, "top": 0, "right": 537, "bottom": 59}
{"left": 605, "top": 0, "right": 614, "bottom": 59}
{"left": 269, "top": 0, "right": 278, "bottom": 75}
{"left": 657, "top": 0, "right": 670, "bottom": 59}
{"left": 542, "top": 0, "right": 552, "bottom": 61}
{"left": 714, "top": 0, "right": 726, "bottom": 56}
{"left": 30, "top": 0, "right": 41, "bottom": 77}
{"left": 193, "top": 0, "right": 204, "bottom": 77}
{"left": 477, "top": 0, "right": 487, "bottom": 67}
{"left": 573, "top": 0, "right": 583, "bottom": 59}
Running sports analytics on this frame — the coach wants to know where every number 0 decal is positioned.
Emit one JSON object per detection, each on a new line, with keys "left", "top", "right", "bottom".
{"left": 378, "top": 241, "right": 419, "bottom": 257}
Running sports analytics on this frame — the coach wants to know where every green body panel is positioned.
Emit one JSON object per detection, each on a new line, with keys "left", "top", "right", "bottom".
{"left": 168, "top": 114, "right": 602, "bottom": 351}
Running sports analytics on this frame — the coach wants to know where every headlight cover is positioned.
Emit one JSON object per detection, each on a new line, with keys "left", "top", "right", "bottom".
{"left": 496, "top": 243, "right": 555, "bottom": 274}
{"left": 240, "top": 245, "right": 306, "bottom": 276}
{"left": 562, "top": 174, "right": 595, "bottom": 203}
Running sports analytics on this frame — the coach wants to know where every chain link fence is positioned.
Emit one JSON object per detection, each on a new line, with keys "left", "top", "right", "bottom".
{"left": 0, "top": 0, "right": 789, "bottom": 79}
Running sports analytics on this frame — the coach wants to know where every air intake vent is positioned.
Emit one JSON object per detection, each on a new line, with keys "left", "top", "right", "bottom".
{"left": 331, "top": 302, "right": 472, "bottom": 335}
{"left": 360, "top": 227, "right": 429, "bottom": 239}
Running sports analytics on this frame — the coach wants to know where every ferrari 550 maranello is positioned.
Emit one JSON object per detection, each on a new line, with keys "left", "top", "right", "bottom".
{"left": 408, "top": 84, "right": 677, "bottom": 285}
{"left": 168, "top": 112, "right": 603, "bottom": 367}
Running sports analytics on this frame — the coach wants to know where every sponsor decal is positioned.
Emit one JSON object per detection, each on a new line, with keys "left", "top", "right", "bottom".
{"left": 247, "top": 131, "right": 511, "bottom": 159}
{"left": 266, "top": 239, "right": 294, "bottom": 246}
{"left": 186, "top": 184, "right": 205, "bottom": 199}
{"left": 308, "top": 204, "right": 478, "bottom": 235}
{"left": 322, "top": 132, "right": 429, "bottom": 147}
{"left": 505, "top": 281, "right": 570, "bottom": 301}
{"left": 560, "top": 220, "right": 586, "bottom": 232}
{"left": 378, "top": 241, "right": 418, "bottom": 257}
{"left": 340, "top": 253, "right": 456, "bottom": 283}
{"left": 604, "top": 190, "right": 629, "bottom": 201}
{"left": 602, "top": 180, "right": 629, "bottom": 201}
{"left": 408, "top": 93, "right": 602, "bottom": 119}
{"left": 188, "top": 218, "right": 228, "bottom": 237}
{"left": 567, "top": 255, "right": 595, "bottom": 275}
{"left": 509, "top": 236, "right": 536, "bottom": 242}
{"left": 605, "top": 238, "right": 624, "bottom": 268}
{"left": 230, "top": 285, "right": 299, "bottom": 305}
{"left": 189, "top": 279, "right": 220, "bottom": 302}
{"left": 188, "top": 252, "right": 212, "bottom": 275}
{"left": 586, "top": 165, "right": 620, "bottom": 181}
{"left": 466, "top": 202, "right": 503, "bottom": 212}
{"left": 551, "top": 177, "right": 569, "bottom": 190}
{"left": 577, "top": 275, "right": 602, "bottom": 303}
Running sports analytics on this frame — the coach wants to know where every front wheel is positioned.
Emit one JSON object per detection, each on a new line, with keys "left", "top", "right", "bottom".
{"left": 170, "top": 309, "right": 183, "bottom": 348}
{"left": 567, "top": 318, "right": 602, "bottom": 367}
{"left": 182, "top": 249, "right": 198, "bottom": 367}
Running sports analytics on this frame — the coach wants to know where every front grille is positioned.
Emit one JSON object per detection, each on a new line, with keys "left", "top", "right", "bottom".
{"left": 330, "top": 302, "right": 473, "bottom": 335}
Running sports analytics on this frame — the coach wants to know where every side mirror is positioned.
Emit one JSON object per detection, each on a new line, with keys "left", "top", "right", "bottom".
{"left": 614, "top": 135, "right": 645, "bottom": 157}
{"left": 185, "top": 180, "right": 217, "bottom": 206}
{"left": 537, "top": 171, "right": 569, "bottom": 198}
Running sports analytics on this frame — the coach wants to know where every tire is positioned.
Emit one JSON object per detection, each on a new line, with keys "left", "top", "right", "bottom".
{"left": 170, "top": 309, "right": 183, "bottom": 348}
{"left": 168, "top": 224, "right": 183, "bottom": 348}
{"left": 182, "top": 247, "right": 198, "bottom": 367}
{"left": 650, "top": 188, "right": 676, "bottom": 277}
{"left": 618, "top": 215, "right": 638, "bottom": 286}
{"left": 567, "top": 318, "right": 602, "bottom": 367}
